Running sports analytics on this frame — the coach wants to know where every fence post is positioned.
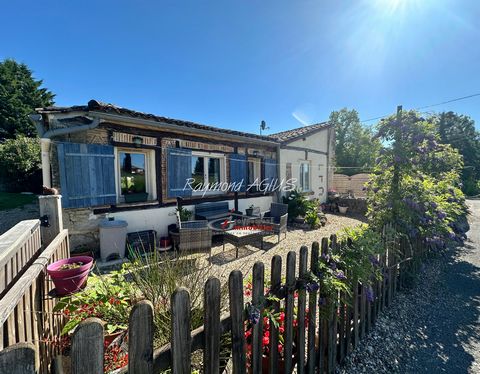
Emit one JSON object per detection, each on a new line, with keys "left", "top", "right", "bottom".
{"left": 269, "top": 256, "right": 282, "bottom": 374}
{"left": 204, "top": 277, "right": 221, "bottom": 374}
{"left": 318, "top": 237, "right": 329, "bottom": 373}
{"left": 38, "top": 195, "right": 63, "bottom": 247}
{"left": 171, "top": 287, "right": 191, "bottom": 374}
{"left": 297, "top": 246, "right": 308, "bottom": 374}
{"left": 307, "top": 242, "right": 319, "bottom": 374}
{"left": 129, "top": 300, "right": 154, "bottom": 374}
{"left": 284, "top": 251, "right": 296, "bottom": 374}
{"left": 71, "top": 318, "right": 104, "bottom": 374}
{"left": 0, "top": 342, "right": 37, "bottom": 374}
{"left": 251, "top": 262, "right": 265, "bottom": 374}
{"left": 229, "top": 270, "right": 246, "bottom": 374}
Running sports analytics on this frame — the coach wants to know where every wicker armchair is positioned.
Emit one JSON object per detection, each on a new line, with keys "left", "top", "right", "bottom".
{"left": 169, "top": 212, "right": 212, "bottom": 257}
{"left": 263, "top": 202, "right": 288, "bottom": 243}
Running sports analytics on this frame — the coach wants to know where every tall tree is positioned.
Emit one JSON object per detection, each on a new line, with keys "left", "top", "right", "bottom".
{"left": 329, "top": 108, "right": 380, "bottom": 175}
{"left": 436, "top": 111, "right": 480, "bottom": 195}
{"left": 0, "top": 59, "right": 55, "bottom": 139}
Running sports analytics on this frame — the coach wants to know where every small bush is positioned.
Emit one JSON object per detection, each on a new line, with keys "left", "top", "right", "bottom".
{"left": 0, "top": 136, "right": 41, "bottom": 192}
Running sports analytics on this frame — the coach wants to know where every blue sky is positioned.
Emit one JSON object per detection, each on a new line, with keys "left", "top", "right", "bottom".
{"left": 2, "top": 0, "right": 480, "bottom": 133}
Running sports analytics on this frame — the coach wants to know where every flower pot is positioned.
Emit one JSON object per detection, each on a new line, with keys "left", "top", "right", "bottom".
{"left": 246, "top": 208, "right": 254, "bottom": 216}
{"left": 338, "top": 206, "right": 348, "bottom": 214}
{"left": 47, "top": 256, "right": 93, "bottom": 296}
{"left": 124, "top": 192, "right": 149, "bottom": 203}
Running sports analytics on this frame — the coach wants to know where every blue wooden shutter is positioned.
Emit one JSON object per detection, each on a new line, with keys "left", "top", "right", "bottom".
{"left": 167, "top": 148, "right": 192, "bottom": 198}
{"left": 264, "top": 158, "right": 278, "bottom": 186}
{"left": 229, "top": 154, "right": 247, "bottom": 192}
{"left": 57, "top": 142, "right": 116, "bottom": 208}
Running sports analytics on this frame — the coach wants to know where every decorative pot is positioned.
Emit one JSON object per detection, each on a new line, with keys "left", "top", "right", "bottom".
{"left": 246, "top": 208, "right": 254, "bottom": 216}
{"left": 47, "top": 256, "right": 93, "bottom": 296}
{"left": 338, "top": 206, "right": 348, "bottom": 214}
{"left": 104, "top": 330, "right": 124, "bottom": 346}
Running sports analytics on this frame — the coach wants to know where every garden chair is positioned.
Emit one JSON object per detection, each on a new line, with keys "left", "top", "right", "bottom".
{"left": 169, "top": 212, "right": 212, "bottom": 258}
{"left": 262, "top": 202, "right": 288, "bottom": 243}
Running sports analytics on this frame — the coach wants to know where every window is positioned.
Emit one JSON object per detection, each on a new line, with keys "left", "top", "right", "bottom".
{"left": 191, "top": 152, "right": 225, "bottom": 193}
{"left": 116, "top": 148, "right": 156, "bottom": 202}
{"left": 248, "top": 157, "right": 261, "bottom": 192}
{"left": 120, "top": 152, "right": 146, "bottom": 194}
{"left": 299, "top": 162, "right": 310, "bottom": 191}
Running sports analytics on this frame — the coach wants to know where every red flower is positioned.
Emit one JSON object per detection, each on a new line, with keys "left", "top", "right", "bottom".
{"left": 262, "top": 336, "right": 269, "bottom": 346}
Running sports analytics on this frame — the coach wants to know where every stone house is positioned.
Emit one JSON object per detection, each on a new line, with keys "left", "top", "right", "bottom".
{"left": 32, "top": 100, "right": 334, "bottom": 250}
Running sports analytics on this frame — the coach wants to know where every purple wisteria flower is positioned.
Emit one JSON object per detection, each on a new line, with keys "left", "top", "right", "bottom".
{"left": 306, "top": 282, "right": 320, "bottom": 293}
{"left": 335, "top": 270, "right": 347, "bottom": 280}
{"left": 436, "top": 211, "right": 447, "bottom": 220}
{"left": 365, "top": 286, "right": 374, "bottom": 303}
{"left": 369, "top": 255, "right": 380, "bottom": 267}
{"left": 247, "top": 304, "right": 260, "bottom": 325}
{"left": 330, "top": 261, "right": 337, "bottom": 271}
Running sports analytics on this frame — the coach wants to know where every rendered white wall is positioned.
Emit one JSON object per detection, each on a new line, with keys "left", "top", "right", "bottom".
{"left": 109, "top": 195, "right": 274, "bottom": 237}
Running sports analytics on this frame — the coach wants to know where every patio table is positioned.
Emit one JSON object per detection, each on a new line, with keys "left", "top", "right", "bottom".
{"left": 208, "top": 214, "right": 270, "bottom": 258}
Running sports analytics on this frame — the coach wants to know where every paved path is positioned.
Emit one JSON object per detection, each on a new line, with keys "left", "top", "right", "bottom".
{"left": 340, "top": 200, "right": 480, "bottom": 373}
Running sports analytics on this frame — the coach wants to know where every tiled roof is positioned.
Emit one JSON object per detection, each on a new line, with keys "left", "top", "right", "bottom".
{"left": 269, "top": 122, "right": 332, "bottom": 143}
{"left": 36, "top": 100, "right": 277, "bottom": 143}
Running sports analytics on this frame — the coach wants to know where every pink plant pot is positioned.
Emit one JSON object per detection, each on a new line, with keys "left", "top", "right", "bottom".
{"left": 47, "top": 256, "right": 93, "bottom": 296}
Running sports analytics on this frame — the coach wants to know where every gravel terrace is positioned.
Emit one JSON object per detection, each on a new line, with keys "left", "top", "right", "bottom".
{"left": 339, "top": 200, "right": 480, "bottom": 374}
{"left": 197, "top": 212, "right": 365, "bottom": 284}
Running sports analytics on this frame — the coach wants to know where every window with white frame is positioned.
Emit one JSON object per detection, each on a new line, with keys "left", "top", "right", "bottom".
{"left": 299, "top": 162, "right": 310, "bottom": 191}
{"left": 247, "top": 157, "right": 261, "bottom": 191}
{"left": 191, "top": 152, "right": 226, "bottom": 193}
{"left": 116, "top": 148, "right": 156, "bottom": 202}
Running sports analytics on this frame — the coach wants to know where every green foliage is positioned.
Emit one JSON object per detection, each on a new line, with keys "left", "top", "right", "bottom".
{"left": 0, "top": 59, "right": 54, "bottom": 139}
{"left": 125, "top": 249, "right": 230, "bottom": 348}
{"left": 176, "top": 206, "right": 193, "bottom": 221}
{"left": 53, "top": 270, "right": 134, "bottom": 335}
{"left": 436, "top": 111, "right": 480, "bottom": 196}
{"left": 283, "top": 190, "right": 320, "bottom": 228}
{"left": 329, "top": 108, "right": 381, "bottom": 175}
{"left": 0, "top": 136, "right": 42, "bottom": 192}
{"left": 367, "top": 110, "right": 468, "bottom": 247}
{"left": 0, "top": 192, "right": 36, "bottom": 210}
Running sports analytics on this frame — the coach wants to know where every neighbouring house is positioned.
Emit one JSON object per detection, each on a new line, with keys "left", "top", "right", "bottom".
{"left": 270, "top": 123, "right": 335, "bottom": 201}
{"left": 31, "top": 100, "right": 334, "bottom": 250}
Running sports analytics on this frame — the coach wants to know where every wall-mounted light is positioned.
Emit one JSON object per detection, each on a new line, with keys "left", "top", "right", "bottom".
{"left": 132, "top": 136, "right": 143, "bottom": 147}
{"left": 253, "top": 150, "right": 259, "bottom": 157}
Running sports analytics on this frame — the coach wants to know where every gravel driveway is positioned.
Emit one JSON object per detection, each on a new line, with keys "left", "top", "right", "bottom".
{"left": 339, "top": 200, "right": 480, "bottom": 374}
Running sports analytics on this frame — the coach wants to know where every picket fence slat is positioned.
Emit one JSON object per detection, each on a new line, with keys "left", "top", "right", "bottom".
{"left": 252, "top": 262, "right": 265, "bottom": 374}
{"left": 284, "top": 251, "right": 296, "bottom": 373}
{"left": 268, "top": 255, "right": 282, "bottom": 374}
{"left": 172, "top": 288, "right": 191, "bottom": 374}
{"left": 297, "top": 246, "right": 308, "bottom": 374}
{"left": 204, "top": 277, "right": 221, "bottom": 374}
{"left": 229, "top": 270, "right": 246, "bottom": 374}
{"left": 318, "top": 237, "right": 329, "bottom": 373}
{"left": 306, "top": 242, "right": 319, "bottom": 374}
{"left": 71, "top": 318, "right": 103, "bottom": 374}
{"left": 0, "top": 342, "right": 37, "bottom": 374}
{"left": 129, "top": 300, "right": 154, "bottom": 374}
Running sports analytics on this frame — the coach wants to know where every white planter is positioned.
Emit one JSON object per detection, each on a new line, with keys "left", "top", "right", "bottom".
{"left": 338, "top": 206, "right": 348, "bottom": 214}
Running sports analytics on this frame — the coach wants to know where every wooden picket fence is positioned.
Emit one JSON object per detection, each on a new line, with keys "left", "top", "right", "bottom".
{"left": 0, "top": 221, "right": 70, "bottom": 373}
{"left": 1, "top": 229, "right": 426, "bottom": 374}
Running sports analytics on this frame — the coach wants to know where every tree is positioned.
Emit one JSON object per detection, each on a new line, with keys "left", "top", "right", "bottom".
{"left": 366, "top": 110, "right": 467, "bottom": 246}
{"left": 329, "top": 108, "right": 381, "bottom": 176}
{"left": 0, "top": 136, "right": 42, "bottom": 192}
{"left": 0, "top": 59, "right": 55, "bottom": 139}
{"left": 436, "top": 111, "right": 480, "bottom": 195}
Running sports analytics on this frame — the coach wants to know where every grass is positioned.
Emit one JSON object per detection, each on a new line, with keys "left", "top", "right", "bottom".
{"left": 0, "top": 192, "right": 37, "bottom": 210}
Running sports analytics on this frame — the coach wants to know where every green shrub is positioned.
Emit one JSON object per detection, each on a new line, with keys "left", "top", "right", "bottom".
{"left": 283, "top": 190, "right": 320, "bottom": 228}
{"left": 0, "top": 136, "right": 41, "bottom": 192}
